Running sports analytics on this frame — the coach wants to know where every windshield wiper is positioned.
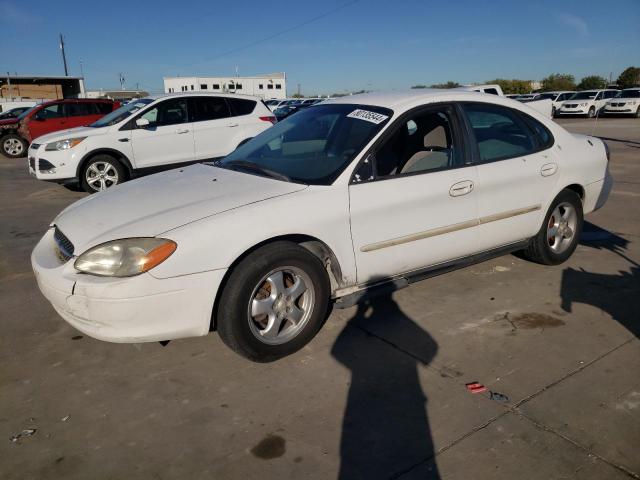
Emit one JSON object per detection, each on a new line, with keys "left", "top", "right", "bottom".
{"left": 221, "top": 160, "right": 292, "bottom": 183}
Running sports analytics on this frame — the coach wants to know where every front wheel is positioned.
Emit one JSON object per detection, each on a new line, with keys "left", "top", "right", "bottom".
{"left": 80, "top": 155, "right": 126, "bottom": 193}
{"left": 587, "top": 107, "right": 596, "bottom": 118}
{"left": 635, "top": 106, "right": 640, "bottom": 118}
{"left": 522, "top": 189, "right": 583, "bottom": 265}
{"left": 216, "top": 241, "right": 330, "bottom": 362}
{"left": 1, "top": 134, "right": 27, "bottom": 158}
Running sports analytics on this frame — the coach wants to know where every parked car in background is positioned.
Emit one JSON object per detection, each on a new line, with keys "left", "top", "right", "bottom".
{"left": 532, "top": 91, "right": 575, "bottom": 116}
{"left": 0, "top": 106, "right": 31, "bottom": 120}
{"left": 32, "top": 90, "right": 611, "bottom": 361}
{"left": 265, "top": 99, "right": 289, "bottom": 111}
{"left": 1, "top": 99, "right": 119, "bottom": 159}
{"left": 556, "top": 90, "right": 619, "bottom": 118}
{"left": 602, "top": 88, "right": 640, "bottom": 117}
{"left": 457, "top": 85, "right": 553, "bottom": 118}
{"left": 28, "top": 93, "right": 276, "bottom": 192}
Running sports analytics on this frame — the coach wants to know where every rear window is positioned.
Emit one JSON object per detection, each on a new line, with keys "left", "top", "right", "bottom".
{"left": 228, "top": 98, "right": 257, "bottom": 116}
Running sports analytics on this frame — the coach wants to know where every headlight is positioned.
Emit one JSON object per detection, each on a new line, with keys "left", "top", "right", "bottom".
{"left": 74, "top": 238, "right": 177, "bottom": 277}
{"left": 579, "top": 103, "right": 588, "bottom": 107}
{"left": 45, "top": 137, "right": 86, "bottom": 151}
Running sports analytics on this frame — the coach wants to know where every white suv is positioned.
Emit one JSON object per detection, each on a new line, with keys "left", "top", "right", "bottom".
{"left": 556, "top": 89, "right": 619, "bottom": 118}
{"left": 603, "top": 88, "right": 640, "bottom": 117}
{"left": 28, "top": 93, "right": 276, "bottom": 192}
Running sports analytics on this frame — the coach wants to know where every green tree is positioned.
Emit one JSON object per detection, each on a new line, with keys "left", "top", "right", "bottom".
{"left": 541, "top": 73, "right": 576, "bottom": 92}
{"left": 577, "top": 75, "right": 607, "bottom": 90}
{"left": 411, "top": 84, "right": 428, "bottom": 89}
{"left": 486, "top": 79, "right": 532, "bottom": 94}
{"left": 290, "top": 93, "right": 304, "bottom": 98}
{"left": 617, "top": 66, "right": 640, "bottom": 89}
{"left": 429, "top": 81, "right": 460, "bottom": 89}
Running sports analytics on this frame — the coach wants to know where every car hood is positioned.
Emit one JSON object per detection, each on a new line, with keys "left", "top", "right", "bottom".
{"left": 33, "top": 125, "right": 108, "bottom": 144}
{"left": 54, "top": 163, "right": 308, "bottom": 252}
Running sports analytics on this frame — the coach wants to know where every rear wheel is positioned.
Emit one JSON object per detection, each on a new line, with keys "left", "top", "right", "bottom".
{"left": 216, "top": 241, "right": 330, "bottom": 362}
{"left": 80, "top": 154, "right": 126, "bottom": 193}
{"left": 522, "top": 189, "right": 583, "bottom": 265}
{"left": 1, "top": 134, "right": 27, "bottom": 158}
{"left": 635, "top": 106, "right": 640, "bottom": 118}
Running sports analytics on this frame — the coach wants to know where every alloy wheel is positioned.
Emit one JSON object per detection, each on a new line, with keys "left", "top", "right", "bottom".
{"left": 3, "top": 138, "right": 23, "bottom": 156}
{"left": 547, "top": 202, "right": 578, "bottom": 254}
{"left": 85, "top": 161, "right": 119, "bottom": 191}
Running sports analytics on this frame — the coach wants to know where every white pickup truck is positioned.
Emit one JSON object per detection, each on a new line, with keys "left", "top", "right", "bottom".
{"left": 459, "top": 84, "right": 554, "bottom": 118}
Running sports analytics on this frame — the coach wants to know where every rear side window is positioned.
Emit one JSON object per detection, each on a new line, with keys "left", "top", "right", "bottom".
{"left": 228, "top": 98, "right": 257, "bottom": 116}
{"left": 192, "top": 97, "right": 231, "bottom": 122}
{"left": 462, "top": 103, "right": 536, "bottom": 162}
{"left": 65, "top": 103, "right": 93, "bottom": 117}
{"left": 484, "top": 88, "right": 499, "bottom": 95}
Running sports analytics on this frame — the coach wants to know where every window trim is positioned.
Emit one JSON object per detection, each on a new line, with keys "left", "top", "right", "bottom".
{"left": 457, "top": 101, "right": 554, "bottom": 166}
{"left": 349, "top": 102, "right": 471, "bottom": 185}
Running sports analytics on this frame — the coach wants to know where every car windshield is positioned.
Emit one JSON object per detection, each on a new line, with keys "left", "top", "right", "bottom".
{"left": 216, "top": 103, "right": 393, "bottom": 185}
{"left": 616, "top": 89, "right": 640, "bottom": 98}
{"left": 89, "top": 98, "right": 154, "bottom": 127}
{"left": 536, "top": 93, "right": 557, "bottom": 100}
{"left": 16, "top": 105, "right": 39, "bottom": 120}
{"left": 570, "top": 91, "right": 597, "bottom": 100}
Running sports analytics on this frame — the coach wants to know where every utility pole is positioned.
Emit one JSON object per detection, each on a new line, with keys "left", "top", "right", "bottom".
{"left": 119, "top": 73, "right": 125, "bottom": 90}
{"left": 59, "top": 34, "right": 69, "bottom": 76}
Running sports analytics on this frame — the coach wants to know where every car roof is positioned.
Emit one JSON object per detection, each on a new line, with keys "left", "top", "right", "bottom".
{"left": 146, "top": 92, "right": 261, "bottom": 101}
{"left": 323, "top": 89, "right": 504, "bottom": 110}
{"left": 36, "top": 98, "right": 115, "bottom": 107}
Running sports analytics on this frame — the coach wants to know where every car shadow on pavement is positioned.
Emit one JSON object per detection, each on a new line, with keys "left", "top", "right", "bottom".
{"left": 331, "top": 293, "right": 441, "bottom": 479}
{"left": 560, "top": 221, "right": 639, "bottom": 338}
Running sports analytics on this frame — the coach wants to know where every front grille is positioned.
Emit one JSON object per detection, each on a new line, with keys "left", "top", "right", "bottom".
{"left": 29, "top": 157, "right": 36, "bottom": 170}
{"left": 564, "top": 103, "right": 577, "bottom": 108}
{"left": 611, "top": 102, "right": 625, "bottom": 107}
{"left": 53, "top": 226, "right": 74, "bottom": 261}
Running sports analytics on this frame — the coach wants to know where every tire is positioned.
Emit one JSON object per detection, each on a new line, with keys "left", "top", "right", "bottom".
{"left": 587, "top": 107, "right": 596, "bottom": 118}
{"left": 80, "top": 154, "right": 126, "bottom": 193}
{"left": 217, "top": 241, "right": 330, "bottom": 362}
{"left": 551, "top": 106, "right": 556, "bottom": 117}
{"left": 1, "top": 134, "right": 27, "bottom": 158}
{"left": 635, "top": 106, "right": 640, "bottom": 118}
{"left": 522, "top": 189, "right": 583, "bottom": 265}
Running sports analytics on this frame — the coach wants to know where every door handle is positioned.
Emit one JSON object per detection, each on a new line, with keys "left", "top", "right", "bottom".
{"left": 176, "top": 128, "right": 190, "bottom": 134}
{"left": 449, "top": 180, "right": 474, "bottom": 197}
{"left": 227, "top": 123, "right": 239, "bottom": 128}
{"left": 540, "top": 163, "right": 558, "bottom": 177}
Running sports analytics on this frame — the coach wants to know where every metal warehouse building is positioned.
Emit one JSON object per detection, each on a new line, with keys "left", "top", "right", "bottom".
{"left": 163, "top": 73, "right": 287, "bottom": 99}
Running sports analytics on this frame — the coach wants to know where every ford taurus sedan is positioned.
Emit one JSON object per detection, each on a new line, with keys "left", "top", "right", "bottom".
{"left": 32, "top": 90, "right": 612, "bottom": 361}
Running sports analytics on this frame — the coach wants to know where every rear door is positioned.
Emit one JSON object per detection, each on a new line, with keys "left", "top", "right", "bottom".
{"left": 189, "top": 96, "right": 235, "bottom": 160}
{"left": 460, "top": 102, "right": 558, "bottom": 251}
{"left": 129, "top": 97, "right": 194, "bottom": 168}
{"left": 27, "top": 103, "right": 65, "bottom": 140}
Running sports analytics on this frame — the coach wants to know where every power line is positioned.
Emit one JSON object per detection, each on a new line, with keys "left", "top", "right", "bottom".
{"left": 169, "top": 0, "right": 360, "bottom": 70}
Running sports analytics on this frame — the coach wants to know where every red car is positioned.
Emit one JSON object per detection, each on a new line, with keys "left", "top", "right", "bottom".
{"left": 1, "top": 99, "right": 120, "bottom": 158}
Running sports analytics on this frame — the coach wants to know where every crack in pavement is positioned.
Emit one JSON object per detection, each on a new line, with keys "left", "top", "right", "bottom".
{"left": 352, "top": 322, "right": 639, "bottom": 479}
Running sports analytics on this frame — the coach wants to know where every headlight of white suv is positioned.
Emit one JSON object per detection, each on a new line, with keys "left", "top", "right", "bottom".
{"left": 579, "top": 103, "right": 588, "bottom": 107}
{"left": 45, "top": 137, "right": 86, "bottom": 151}
{"left": 74, "top": 238, "right": 177, "bottom": 277}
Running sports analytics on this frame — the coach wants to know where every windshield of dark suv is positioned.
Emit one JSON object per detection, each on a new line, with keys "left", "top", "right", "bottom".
{"left": 216, "top": 103, "right": 393, "bottom": 185}
{"left": 89, "top": 98, "right": 154, "bottom": 127}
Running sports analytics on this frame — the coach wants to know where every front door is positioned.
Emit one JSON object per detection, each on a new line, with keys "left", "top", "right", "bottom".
{"left": 130, "top": 97, "right": 194, "bottom": 168}
{"left": 27, "top": 103, "right": 65, "bottom": 140}
{"left": 348, "top": 104, "right": 480, "bottom": 283}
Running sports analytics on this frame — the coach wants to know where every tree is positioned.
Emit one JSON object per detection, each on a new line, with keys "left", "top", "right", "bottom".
{"left": 429, "top": 81, "right": 460, "bottom": 89}
{"left": 290, "top": 93, "right": 304, "bottom": 98}
{"left": 411, "top": 84, "right": 428, "bottom": 89}
{"left": 541, "top": 73, "right": 576, "bottom": 92}
{"left": 577, "top": 75, "right": 607, "bottom": 90}
{"left": 486, "top": 79, "right": 532, "bottom": 95}
{"left": 617, "top": 66, "right": 640, "bottom": 89}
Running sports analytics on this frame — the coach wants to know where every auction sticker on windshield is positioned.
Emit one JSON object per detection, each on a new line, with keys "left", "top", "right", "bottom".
{"left": 347, "top": 109, "right": 389, "bottom": 124}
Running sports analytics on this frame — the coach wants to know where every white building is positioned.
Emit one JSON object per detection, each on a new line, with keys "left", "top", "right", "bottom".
{"left": 163, "top": 73, "right": 287, "bottom": 99}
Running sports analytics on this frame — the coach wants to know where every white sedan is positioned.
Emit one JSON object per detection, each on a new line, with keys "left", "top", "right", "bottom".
{"left": 32, "top": 90, "right": 612, "bottom": 361}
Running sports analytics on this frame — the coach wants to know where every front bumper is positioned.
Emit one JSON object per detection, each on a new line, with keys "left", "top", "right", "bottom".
{"left": 603, "top": 107, "right": 635, "bottom": 114}
{"left": 32, "top": 228, "right": 227, "bottom": 343}
{"left": 556, "top": 108, "right": 589, "bottom": 115}
{"left": 28, "top": 143, "right": 82, "bottom": 181}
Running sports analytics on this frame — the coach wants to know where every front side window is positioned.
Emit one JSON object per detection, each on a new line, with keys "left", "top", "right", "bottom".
{"left": 140, "top": 98, "right": 188, "bottom": 126}
{"left": 35, "top": 104, "right": 63, "bottom": 120}
{"left": 191, "top": 96, "right": 230, "bottom": 122}
{"left": 373, "top": 106, "right": 461, "bottom": 177}
{"left": 217, "top": 104, "right": 392, "bottom": 185}
{"left": 462, "top": 103, "right": 536, "bottom": 162}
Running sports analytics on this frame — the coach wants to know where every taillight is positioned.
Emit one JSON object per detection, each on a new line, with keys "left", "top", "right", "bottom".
{"left": 259, "top": 116, "right": 277, "bottom": 125}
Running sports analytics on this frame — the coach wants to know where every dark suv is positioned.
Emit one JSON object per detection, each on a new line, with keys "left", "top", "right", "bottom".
{"left": 1, "top": 99, "right": 119, "bottom": 158}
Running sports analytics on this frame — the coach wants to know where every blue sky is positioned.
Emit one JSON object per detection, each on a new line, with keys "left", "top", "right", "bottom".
{"left": 1, "top": 0, "right": 638, "bottom": 95}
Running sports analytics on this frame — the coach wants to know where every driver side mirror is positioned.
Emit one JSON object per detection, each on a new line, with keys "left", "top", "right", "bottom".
{"left": 135, "top": 118, "right": 150, "bottom": 128}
